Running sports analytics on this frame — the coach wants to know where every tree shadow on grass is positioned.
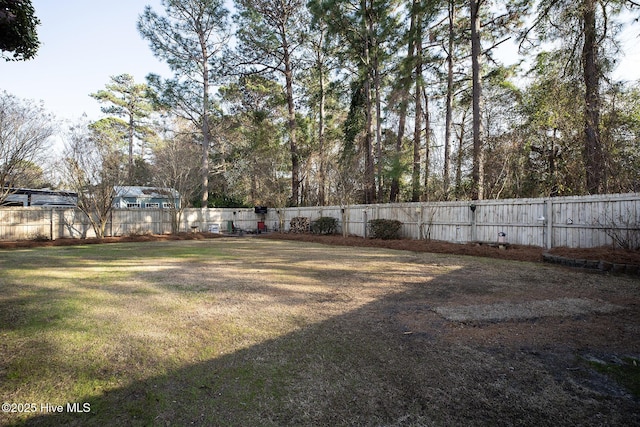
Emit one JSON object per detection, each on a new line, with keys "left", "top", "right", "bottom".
{"left": 11, "top": 263, "right": 640, "bottom": 427}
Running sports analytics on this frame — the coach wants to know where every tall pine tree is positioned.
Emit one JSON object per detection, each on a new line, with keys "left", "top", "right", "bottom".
{"left": 138, "top": 0, "right": 230, "bottom": 206}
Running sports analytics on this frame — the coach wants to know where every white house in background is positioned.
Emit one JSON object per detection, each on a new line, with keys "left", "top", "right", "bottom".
{"left": 112, "top": 186, "right": 181, "bottom": 209}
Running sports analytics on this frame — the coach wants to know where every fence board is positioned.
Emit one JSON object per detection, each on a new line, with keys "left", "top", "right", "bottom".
{"left": 1, "top": 193, "right": 639, "bottom": 249}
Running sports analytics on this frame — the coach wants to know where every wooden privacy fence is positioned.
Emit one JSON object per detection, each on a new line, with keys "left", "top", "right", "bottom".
{"left": 0, "top": 193, "right": 638, "bottom": 249}
{"left": 278, "top": 193, "right": 639, "bottom": 249}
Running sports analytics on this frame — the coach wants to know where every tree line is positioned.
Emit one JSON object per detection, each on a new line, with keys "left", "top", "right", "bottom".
{"left": 2, "top": 0, "right": 640, "bottom": 214}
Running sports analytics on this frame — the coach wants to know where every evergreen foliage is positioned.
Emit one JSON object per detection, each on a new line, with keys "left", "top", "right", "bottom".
{"left": 368, "top": 219, "right": 403, "bottom": 240}
{"left": 28, "top": 0, "right": 640, "bottom": 209}
{"left": 311, "top": 216, "right": 339, "bottom": 235}
{"left": 0, "top": 0, "right": 40, "bottom": 61}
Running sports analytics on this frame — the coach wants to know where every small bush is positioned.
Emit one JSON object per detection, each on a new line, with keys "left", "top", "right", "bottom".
{"left": 127, "top": 227, "right": 152, "bottom": 237}
{"left": 30, "top": 232, "right": 50, "bottom": 242}
{"left": 595, "top": 210, "right": 640, "bottom": 251}
{"left": 311, "top": 217, "right": 338, "bottom": 235}
{"left": 368, "top": 219, "right": 403, "bottom": 240}
{"left": 289, "top": 217, "right": 310, "bottom": 233}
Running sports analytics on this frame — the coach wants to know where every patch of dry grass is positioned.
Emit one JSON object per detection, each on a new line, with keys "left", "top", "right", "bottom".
{"left": 0, "top": 239, "right": 638, "bottom": 426}
{"left": 434, "top": 298, "right": 623, "bottom": 322}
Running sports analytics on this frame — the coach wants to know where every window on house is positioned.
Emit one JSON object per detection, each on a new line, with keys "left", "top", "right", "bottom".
{"left": 126, "top": 202, "right": 141, "bottom": 208}
{"left": 163, "top": 203, "right": 174, "bottom": 209}
{"left": 146, "top": 203, "right": 160, "bottom": 208}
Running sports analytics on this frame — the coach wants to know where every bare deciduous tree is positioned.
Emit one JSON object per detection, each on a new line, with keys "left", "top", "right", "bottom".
{"left": 0, "top": 91, "right": 53, "bottom": 204}
{"left": 152, "top": 120, "right": 202, "bottom": 233}
{"left": 62, "top": 121, "right": 126, "bottom": 238}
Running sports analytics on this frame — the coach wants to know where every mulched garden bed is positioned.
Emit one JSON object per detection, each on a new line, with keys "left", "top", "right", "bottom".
{"left": 2, "top": 231, "right": 638, "bottom": 274}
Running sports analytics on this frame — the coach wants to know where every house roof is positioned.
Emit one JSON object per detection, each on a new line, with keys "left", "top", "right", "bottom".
{"left": 4, "top": 187, "right": 77, "bottom": 197}
{"left": 114, "top": 186, "right": 179, "bottom": 199}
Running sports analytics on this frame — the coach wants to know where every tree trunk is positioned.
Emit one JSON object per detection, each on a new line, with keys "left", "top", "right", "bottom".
{"left": 470, "top": 0, "right": 484, "bottom": 200}
{"left": 422, "top": 87, "right": 430, "bottom": 201}
{"left": 374, "top": 51, "right": 383, "bottom": 200}
{"left": 582, "top": 0, "right": 603, "bottom": 194}
{"left": 454, "top": 109, "right": 467, "bottom": 198}
{"left": 284, "top": 49, "right": 299, "bottom": 206}
{"left": 390, "top": 0, "right": 418, "bottom": 203}
{"left": 317, "top": 31, "right": 327, "bottom": 206}
{"left": 201, "top": 38, "right": 210, "bottom": 207}
{"left": 128, "top": 112, "right": 134, "bottom": 182}
{"left": 364, "top": 75, "right": 376, "bottom": 204}
{"left": 443, "top": 0, "right": 455, "bottom": 199}
{"left": 549, "top": 132, "right": 558, "bottom": 197}
{"left": 412, "top": 9, "right": 423, "bottom": 203}
{"left": 412, "top": 78, "right": 422, "bottom": 202}
{"left": 201, "top": 90, "right": 210, "bottom": 207}
{"left": 390, "top": 87, "right": 407, "bottom": 202}
{"left": 362, "top": 0, "right": 375, "bottom": 204}
{"left": 250, "top": 159, "right": 257, "bottom": 204}
{"left": 390, "top": 99, "right": 406, "bottom": 202}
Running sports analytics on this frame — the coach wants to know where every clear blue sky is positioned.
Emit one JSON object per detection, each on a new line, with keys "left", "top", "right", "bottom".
{"left": 0, "top": 0, "right": 171, "bottom": 121}
{"left": 0, "top": 1, "right": 638, "bottom": 123}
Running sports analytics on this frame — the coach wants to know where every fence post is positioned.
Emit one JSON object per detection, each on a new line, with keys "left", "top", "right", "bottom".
{"left": 363, "top": 208, "right": 368, "bottom": 238}
{"left": 546, "top": 200, "right": 553, "bottom": 249}
{"left": 470, "top": 203, "right": 477, "bottom": 242}
{"left": 416, "top": 205, "right": 423, "bottom": 240}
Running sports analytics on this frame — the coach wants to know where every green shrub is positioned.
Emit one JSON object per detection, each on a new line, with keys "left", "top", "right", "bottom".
{"left": 368, "top": 219, "right": 403, "bottom": 240}
{"left": 311, "top": 217, "right": 338, "bottom": 235}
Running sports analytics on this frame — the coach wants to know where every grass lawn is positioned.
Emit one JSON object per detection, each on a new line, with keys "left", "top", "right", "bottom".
{"left": 0, "top": 238, "right": 638, "bottom": 426}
